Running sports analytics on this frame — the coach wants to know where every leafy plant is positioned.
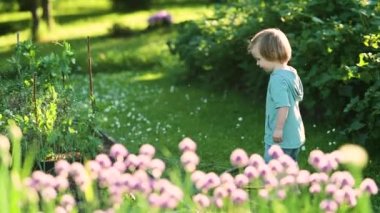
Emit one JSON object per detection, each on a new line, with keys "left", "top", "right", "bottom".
{"left": 1, "top": 41, "right": 101, "bottom": 162}
{"left": 171, "top": 0, "right": 380, "bottom": 145}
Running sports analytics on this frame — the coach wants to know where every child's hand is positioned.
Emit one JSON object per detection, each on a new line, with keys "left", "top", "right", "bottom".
{"left": 272, "top": 129, "right": 283, "bottom": 143}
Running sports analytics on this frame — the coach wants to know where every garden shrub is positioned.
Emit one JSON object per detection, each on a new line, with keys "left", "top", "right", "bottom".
{"left": 171, "top": 0, "right": 380, "bottom": 145}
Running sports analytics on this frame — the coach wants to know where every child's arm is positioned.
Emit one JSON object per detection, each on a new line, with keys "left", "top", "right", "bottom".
{"left": 273, "top": 107, "right": 289, "bottom": 143}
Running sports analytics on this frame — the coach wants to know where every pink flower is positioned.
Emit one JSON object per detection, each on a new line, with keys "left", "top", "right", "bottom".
{"left": 277, "top": 189, "right": 287, "bottom": 200}
{"left": 244, "top": 166, "right": 259, "bottom": 180}
{"left": 248, "top": 154, "right": 265, "bottom": 168}
{"left": 360, "top": 178, "right": 378, "bottom": 195}
{"left": 219, "top": 172, "right": 234, "bottom": 184}
{"left": 268, "top": 145, "right": 284, "bottom": 159}
{"left": 230, "top": 148, "right": 249, "bottom": 168}
{"left": 85, "top": 160, "right": 101, "bottom": 179}
{"left": 178, "top": 137, "right": 197, "bottom": 152}
{"left": 330, "top": 171, "right": 355, "bottom": 188}
{"left": 259, "top": 188, "right": 270, "bottom": 199}
{"left": 55, "top": 176, "right": 69, "bottom": 192}
{"left": 213, "top": 186, "right": 228, "bottom": 198}
{"left": 149, "top": 158, "right": 165, "bottom": 178}
{"left": 296, "top": 170, "right": 310, "bottom": 186}
{"left": 308, "top": 149, "right": 324, "bottom": 169}
{"left": 235, "top": 174, "right": 249, "bottom": 188}
{"left": 231, "top": 188, "right": 248, "bottom": 204}
{"left": 193, "top": 193, "right": 210, "bottom": 208}
{"left": 320, "top": 199, "right": 338, "bottom": 213}
{"left": 95, "top": 154, "right": 112, "bottom": 168}
{"left": 125, "top": 154, "right": 140, "bottom": 171}
{"left": 279, "top": 175, "right": 295, "bottom": 187}
{"left": 197, "top": 172, "right": 220, "bottom": 192}
{"left": 309, "top": 183, "right": 321, "bottom": 194}
{"left": 41, "top": 187, "right": 57, "bottom": 201}
{"left": 191, "top": 170, "right": 206, "bottom": 183}
{"left": 0, "top": 135, "right": 10, "bottom": 152}
{"left": 60, "top": 194, "right": 76, "bottom": 211}
{"left": 325, "top": 183, "right": 338, "bottom": 196}
{"left": 268, "top": 159, "right": 284, "bottom": 174}
{"left": 55, "top": 160, "right": 71, "bottom": 177}
{"left": 109, "top": 144, "right": 128, "bottom": 160}
{"left": 113, "top": 160, "right": 126, "bottom": 173}
{"left": 180, "top": 151, "right": 199, "bottom": 172}
{"left": 139, "top": 144, "right": 156, "bottom": 158}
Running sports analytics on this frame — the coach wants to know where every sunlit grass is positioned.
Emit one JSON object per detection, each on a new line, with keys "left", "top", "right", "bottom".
{"left": 0, "top": 0, "right": 212, "bottom": 49}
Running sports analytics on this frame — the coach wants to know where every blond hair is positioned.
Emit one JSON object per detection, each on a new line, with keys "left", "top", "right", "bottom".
{"left": 248, "top": 28, "right": 292, "bottom": 63}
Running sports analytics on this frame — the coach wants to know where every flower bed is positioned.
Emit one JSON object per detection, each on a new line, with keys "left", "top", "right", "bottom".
{"left": 0, "top": 125, "right": 378, "bottom": 212}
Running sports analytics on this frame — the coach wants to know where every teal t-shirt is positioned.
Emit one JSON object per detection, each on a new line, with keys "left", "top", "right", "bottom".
{"left": 264, "top": 67, "right": 305, "bottom": 149}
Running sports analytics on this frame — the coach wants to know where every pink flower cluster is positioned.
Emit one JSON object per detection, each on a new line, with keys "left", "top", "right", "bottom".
{"left": 1, "top": 134, "right": 377, "bottom": 212}
{"left": 24, "top": 143, "right": 182, "bottom": 212}
{"left": 147, "top": 10, "right": 172, "bottom": 28}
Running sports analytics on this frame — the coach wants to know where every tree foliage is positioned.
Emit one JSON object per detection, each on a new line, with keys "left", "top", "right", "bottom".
{"left": 171, "top": 0, "right": 380, "bottom": 146}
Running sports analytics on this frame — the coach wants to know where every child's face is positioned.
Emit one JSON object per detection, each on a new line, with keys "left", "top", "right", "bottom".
{"left": 251, "top": 46, "right": 275, "bottom": 73}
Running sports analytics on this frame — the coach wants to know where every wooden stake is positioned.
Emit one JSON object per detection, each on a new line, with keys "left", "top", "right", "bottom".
{"left": 87, "top": 36, "right": 95, "bottom": 111}
{"left": 33, "top": 73, "right": 39, "bottom": 124}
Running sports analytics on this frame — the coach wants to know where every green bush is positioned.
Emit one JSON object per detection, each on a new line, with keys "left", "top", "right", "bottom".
{"left": 171, "top": 0, "right": 380, "bottom": 145}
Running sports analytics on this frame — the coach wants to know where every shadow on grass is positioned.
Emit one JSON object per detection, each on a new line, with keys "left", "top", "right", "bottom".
{"left": 54, "top": 9, "right": 111, "bottom": 25}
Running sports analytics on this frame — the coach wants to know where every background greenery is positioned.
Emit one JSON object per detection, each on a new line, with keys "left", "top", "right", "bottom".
{"left": 0, "top": 0, "right": 379, "bottom": 211}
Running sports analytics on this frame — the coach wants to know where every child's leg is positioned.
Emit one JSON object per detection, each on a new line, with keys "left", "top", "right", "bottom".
{"left": 282, "top": 147, "right": 300, "bottom": 162}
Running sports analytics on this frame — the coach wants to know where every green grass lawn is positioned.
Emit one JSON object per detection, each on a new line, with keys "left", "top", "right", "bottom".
{"left": 1, "top": 0, "right": 379, "bottom": 210}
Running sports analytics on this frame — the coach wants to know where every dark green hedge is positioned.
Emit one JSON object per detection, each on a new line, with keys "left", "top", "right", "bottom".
{"left": 170, "top": 0, "right": 380, "bottom": 146}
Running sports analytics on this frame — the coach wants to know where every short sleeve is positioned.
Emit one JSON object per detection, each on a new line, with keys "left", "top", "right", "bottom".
{"left": 270, "top": 76, "right": 290, "bottom": 108}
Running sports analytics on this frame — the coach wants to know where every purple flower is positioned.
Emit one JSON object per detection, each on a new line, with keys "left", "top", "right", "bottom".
{"left": 360, "top": 178, "right": 378, "bottom": 195}
{"left": 230, "top": 148, "right": 249, "bottom": 168}
{"left": 178, "top": 137, "right": 197, "bottom": 152}
{"left": 109, "top": 143, "right": 128, "bottom": 160}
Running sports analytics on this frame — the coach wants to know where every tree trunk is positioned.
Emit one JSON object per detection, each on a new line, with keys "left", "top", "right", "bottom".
{"left": 41, "top": 0, "right": 52, "bottom": 30}
{"left": 30, "top": 0, "right": 39, "bottom": 41}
